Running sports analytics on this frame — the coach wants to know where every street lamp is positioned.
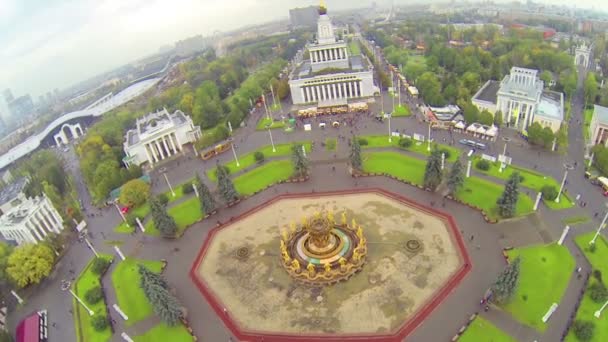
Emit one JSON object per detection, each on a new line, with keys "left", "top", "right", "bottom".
{"left": 387, "top": 112, "right": 392, "bottom": 143}
{"left": 231, "top": 142, "right": 240, "bottom": 167}
{"left": 163, "top": 172, "right": 175, "bottom": 197}
{"left": 555, "top": 163, "right": 573, "bottom": 203}
{"left": 427, "top": 122, "right": 432, "bottom": 152}
{"left": 114, "top": 202, "right": 129, "bottom": 226}
{"left": 61, "top": 280, "right": 94, "bottom": 316}
{"left": 590, "top": 204, "right": 608, "bottom": 245}
{"left": 595, "top": 299, "right": 608, "bottom": 318}
{"left": 267, "top": 126, "right": 276, "bottom": 152}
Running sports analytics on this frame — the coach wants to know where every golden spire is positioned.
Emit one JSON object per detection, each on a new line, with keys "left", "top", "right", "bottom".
{"left": 319, "top": 0, "right": 327, "bottom": 15}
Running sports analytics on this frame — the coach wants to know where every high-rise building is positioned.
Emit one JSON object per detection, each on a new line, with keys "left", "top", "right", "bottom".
{"left": 289, "top": 6, "right": 319, "bottom": 28}
{"left": 8, "top": 95, "right": 34, "bottom": 118}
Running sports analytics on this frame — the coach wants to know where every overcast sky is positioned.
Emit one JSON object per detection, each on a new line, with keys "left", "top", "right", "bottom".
{"left": 0, "top": 0, "right": 607, "bottom": 99}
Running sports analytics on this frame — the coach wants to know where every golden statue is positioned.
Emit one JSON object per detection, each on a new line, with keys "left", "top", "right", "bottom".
{"left": 290, "top": 221, "right": 297, "bottom": 234}
{"left": 291, "top": 259, "right": 301, "bottom": 272}
{"left": 327, "top": 210, "right": 334, "bottom": 224}
{"left": 338, "top": 257, "right": 347, "bottom": 270}
{"left": 341, "top": 211, "right": 347, "bottom": 225}
{"left": 324, "top": 262, "right": 332, "bottom": 273}
{"left": 353, "top": 249, "right": 361, "bottom": 262}
{"left": 280, "top": 239, "right": 287, "bottom": 252}
{"left": 351, "top": 218, "right": 357, "bottom": 230}
{"left": 357, "top": 226, "right": 364, "bottom": 240}
{"left": 282, "top": 250, "right": 291, "bottom": 264}
{"left": 307, "top": 263, "right": 316, "bottom": 276}
{"left": 281, "top": 228, "right": 289, "bottom": 242}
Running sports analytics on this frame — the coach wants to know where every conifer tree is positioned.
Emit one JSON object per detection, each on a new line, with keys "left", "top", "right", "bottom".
{"left": 446, "top": 157, "right": 464, "bottom": 195}
{"left": 148, "top": 196, "right": 177, "bottom": 238}
{"left": 216, "top": 164, "right": 239, "bottom": 203}
{"left": 497, "top": 171, "right": 521, "bottom": 218}
{"left": 491, "top": 257, "right": 521, "bottom": 303}
{"left": 349, "top": 137, "right": 362, "bottom": 171}
{"left": 291, "top": 143, "right": 310, "bottom": 177}
{"left": 138, "top": 265, "right": 182, "bottom": 325}
{"left": 195, "top": 173, "right": 216, "bottom": 215}
{"left": 423, "top": 148, "right": 443, "bottom": 191}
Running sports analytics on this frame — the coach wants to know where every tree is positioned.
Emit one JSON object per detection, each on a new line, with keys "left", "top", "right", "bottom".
{"left": 138, "top": 265, "right": 182, "bottom": 326}
{"left": 540, "top": 70, "right": 553, "bottom": 85}
{"left": 91, "top": 257, "right": 111, "bottom": 275}
{"left": 291, "top": 144, "right": 310, "bottom": 178}
{"left": 91, "top": 315, "right": 109, "bottom": 332}
{"left": 85, "top": 286, "right": 104, "bottom": 304}
{"left": 195, "top": 174, "right": 216, "bottom": 215}
{"left": 119, "top": 179, "right": 150, "bottom": 207}
{"left": 417, "top": 72, "right": 445, "bottom": 106}
{"left": 494, "top": 111, "right": 503, "bottom": 127}
{"left": 585, "top": 72, "right": 599, "bottom": 106}
{"left": 463, "top": 102, "right": 480, "bottom": 124}
{"left": 6, "top": 243, "right": 56, "bottom": 288}
{"left": 254, "top": 151, "right": 265, "bottom": 164}
{"left": 149, "top": 196, "right": 177, "bottom": 238}
{"left": 589, "top": 281, "right": 608, "bottom": 303}
{"left": 478, "top": 110, "right": 494, "bottom": 126}
{"left": 447, "top": 158, "right": 464, "bottom": 195}
{"left": 527, "top": 122, "right": 554, "bottom": 148}
{"left": 540, "top": 185, "right": 558, "bottom": 201}
{"left": 0, "top": 242, "right": 13, "bottom": 286}
{"left": 497, "top": 172, "right": 521, "bottom": 218}
{"left": 423, "top": 148, "right": 443, "bottom": 191}
{"left": 491, "top": 256, "right": 521, "bottom": 303}
{"left": 572, "top": 320, "right": 595, "bottom": 342}
{"left": 216, "top": 164, "right": 239, "bottom": 203}
{"left": 349, "top": 136, "right": 362, "bottom": 171}
{"left": 139, "top": 264, "right": 169, "bottom": 293}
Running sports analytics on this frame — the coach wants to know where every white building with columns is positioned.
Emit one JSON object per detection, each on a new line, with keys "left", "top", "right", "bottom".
{"left": 472, "top": 67, "right": 564, "bottom": 133}
{"left": 288, "top": 4, "right": 375, "bottom": 106}
{"left": 122, "top": 108, "right": 201, "bottom": 168}
{"left": 0, "top": 194, "right": 64, "bottom": 246}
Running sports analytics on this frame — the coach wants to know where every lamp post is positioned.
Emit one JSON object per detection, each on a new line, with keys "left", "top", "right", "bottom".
{"left": 595, "top": 299, "right": 608, "bottom": 318}
{"left": 555, "top": 169, "right": 568, "bottom": 203}
{"left": 388, "top": 112, "right": 392, "bottom": 143}
{"left": 263, "top": 94, "right": 270, "bottom": 120}
{"left": 163, "top": 173, "right": 175, "bottom": 197}
{"left": 267, "top": 127, "right": 276, "bottom": 152}
{"left": 114, "top": 202, "right": 128, "bottom": 226}
{"left": 590, "top": 206, "right": 608, "bottom": 245}
{"left": 427, "top": 122, "right": 432, "bottom": 151}
{"left": 62, "top": 280, "right": 94, "bottom": 316}
{"left": 231, "top": 142, "right": 240, "bottom": 167}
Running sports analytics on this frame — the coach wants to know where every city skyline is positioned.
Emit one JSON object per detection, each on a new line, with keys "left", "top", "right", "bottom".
{"left": 0, "top": 0, "right": 607, "bottom": 98}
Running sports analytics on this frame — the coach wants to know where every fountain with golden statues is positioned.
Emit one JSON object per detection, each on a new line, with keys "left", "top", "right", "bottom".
{"left": 280, "top": 211, "right": 367, "bottom": 285}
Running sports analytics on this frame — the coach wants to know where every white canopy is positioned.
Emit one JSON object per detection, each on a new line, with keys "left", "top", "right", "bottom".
{"left": 455, "top": 121, "right": 466, "bottom": 129}
{"left": 466, "top": 124, "right": 478, "bottom": 132}
{"left": 476, "top": 125, "right": 486, "bottom": 134}
{"left": 485, "top": 125, "right": 498, "bottom": 137}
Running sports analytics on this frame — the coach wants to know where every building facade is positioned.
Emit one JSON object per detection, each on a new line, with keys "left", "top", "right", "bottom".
{"left": 123, "top": 109, "right": 201, "bottom": 167}
{"left": 288, "top": 4, "right": 375, "bottom": 106}
{"left": 574, "top": 42, "right": 592, "bottom": 69}
{"left": 472, "top": 67, "right": 564, "bottom": 133}
{"left": 0, "top": 194, "right": 64, "bottom": 246}
{"left": 590, "top": 105, "right": 608, "bottom": 146}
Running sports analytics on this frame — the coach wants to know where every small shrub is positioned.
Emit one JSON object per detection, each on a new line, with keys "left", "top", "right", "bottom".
{"left": 85, "top": 287, "right": 103, "bottom": 305}
{"left": 358, "top": 138, "right": 369, "bottom": 146}
{"left": 438, "top": 148, "right": 451, "bottom": 159}
{"left": 590, "top": 243, "right": 597, "bottom": 253}
{"left": 398, "top": 137, "right": 413, "bottom": 148}
{"left": 126, "top": 214, "right": 142, "bottom": 227}
{"left": 476, "top": 159, "right": 490, "bottom": 171}
{"left": 91, "top": 257, "right": 110, "bottom": 275}
{"left": 182, "top": 183, "right": 195, "bottom": 194}
{"left": 593, "top": 270, "right": 603, "bottom": 283}
{"left": 519, "top": 175, "right": 525, "bottom": 183}
{"left": 589, "top": 282, "right": 608, "bottom": 303}
{"left": 254, "top": 151, "right": 265, "bottom": 164}
{"left": 522, "top": 294, "right": 528, "bottom": 301}
{"left": 91, "top": 315, "right": 109, "bottom": 332}
{"left": 541, "top": 185, "right": 558, "bottom": 201}
{"left": 572, "top": 320, "right": 595, "bottom": 342}
{"left": 158, "top": 193, "right": 169, "bottom": 206}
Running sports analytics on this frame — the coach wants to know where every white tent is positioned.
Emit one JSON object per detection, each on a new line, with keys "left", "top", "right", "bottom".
{"left": 485, "top": 126, "right": 498, "bottom": 137}
{"left": 455, "top": 121, "right": 466, "bottom": 129}
{"left": 476, "top": 125, "right": 486, "bottom": 134}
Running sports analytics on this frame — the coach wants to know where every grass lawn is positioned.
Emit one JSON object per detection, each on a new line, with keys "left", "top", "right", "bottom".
{"left": 360, "top": 135, "right": 461, "bottom": 162}
{"left": 393, "top": 105, "right": 411, "bottom": 117}
{"left": 134, "top": 323, "right": 193, "bottom": 342}
{"left": 362, "top": 151, "right": 425, "bottom": 185}
{"left": 206, "top": 142, "right": 311, "bottom": 180}
{"left": 131, "top": 204, "right": 150, "bottom": 218}
{"left": 73, "top": 254, "right": 113, "bottom": 342}
{"left": 472, "top": 157, "right": 574, "bottom": 210}
{"left": 348, "top": 40, "right": 361, "bottom": 55}
{"left": 561, "top": 215, "right": 591, "bottom": 226}
{"left": 455, "top": 177, "right": 534, "bottom": 220}
{"left": 459, "top": 317, "right": 516, "bottom": 342}
{"left": 325, "top": 138, "right": 337, "bottom": 151}
{"left": 162, "top": 178, "right": 195, "bottom": 203}
{"left": 566, "top": 233, "right": 608, "bottom": 342}
{"left": 111, "top": 258, "right": 164, "bottom": 326}
{"left": 145, "top": 197, "right": 203, "bottom": 236}
{"left": 114, "top": 221, "right": 134, "bottom": 234}
{"left": 502, "top": 243, "right": 575, "bottom": 332}
{"left": 256, "top": 117, "right": 286, "bottom": 130}
{"left": 234, "top": 160, "right": 294, "bottom": 195}
{"left": 584, "top": 108, "right": 593, "bottom": 141}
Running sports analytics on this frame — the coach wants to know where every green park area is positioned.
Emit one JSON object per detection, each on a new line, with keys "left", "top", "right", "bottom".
{"left": 134, "top": 322, "right": 193, "bottom": 342}
{"left": 206, "top": 142, "right": 311, "bottom": 180}
{"left": 360, "top": 135, "right": 461, "bottom": 162}
{"left": 584, "top": 108, "right": 593, "bottom": 141}
{"left": 393, "top": 105, "right": 411, "bottom": 117}
{"left": 362, "top": 151, "right": 425, "bottom": 185}
{"left": 565, "top": 233, "right": 608, "bottom": 342}
{"left": 503, "top": 244, "right": 574, "bottom": 332}
{"left": 111, "top": 258, "right": 164, "bottom": 326}
{"left": 256, "top": 117, "right": 286, "bottom": 130}
{"left": 73, "top": 255, "right": 113, "bottom": 342}
{"left": 459, "top": 316, "right": 516, "bottom": 342}
{"left": 472, "top": 157, "right": 574, "bottom": 209}
{"left": 455, "top": 177, "right": 534, "bottom": 220}
{"left": 145, "top": 197, "right": 203, "bottom": 236}
{"left": 234, "top": 160, "right": 294, "bottom": 195}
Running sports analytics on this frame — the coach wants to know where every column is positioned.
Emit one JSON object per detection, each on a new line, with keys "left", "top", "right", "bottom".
{"left": 32, "top": 215, "right": 48, "bottom": 237}
{"left": 172, "top": 133, "right": 183, "bottom": 151}
{"left": 155, "top": 139, "right": 165, "bottom": 159}
{"left": 44, "top": 203, "right": 63, "bottom": 233}
{"left": 305, "top": 87, "right": 311, "bottom": 102}
{"left": 144, "top": 144, "right": 154, "bottom": 164}
{"left": 337, "top": 48, "right": 342, "bottom": 59}
{"left": 167, "top": 134, "right": 177, "bottom": 154}
{"left": 323, "top": 50, "right": 328, "bottom": 61}
{"left": 147, "top": 143, "right": 158, "bottom": 162}
{"left": 337, "top": 83, "right": 343, "bottom": 98}
{"left": 328, "top": 84, "right": 333, "bottom": 99}
{"left": 311, "top": 51, "right": 316, "bottom": 63}
{"left": 36, "top": 211, "right": 52, "bottom": 235}
{"left": 41, "top": 207, "right": 59, "bottom": 233}
{"left": 315, "top": 86, "right": 320, "bottom": 101}
{"left": 25, "top": 222, "right": 43, "bottom": 242}
{"left": 343, "top": 48, "right": 348, "bottom": 58}
{"left": 332, "top": 84, "right": 337, "bottom": 99}
{"left": 321, "top": 85, "right": 327, "bottom": 100}
{"left": 348, "top": 82, "right": 353, "bottom": 98}
{"left": 331, "top": 48, "right": 336, "bottom": 60}
{"left": 162, "top": 136, "right": 171, "bottom": 157}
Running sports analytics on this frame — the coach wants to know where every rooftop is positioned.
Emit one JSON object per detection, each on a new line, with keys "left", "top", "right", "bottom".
{"left": 126, "top": 109, "right": 188, "bottom": 147}
{"left": 497, "top": 67, "right": 543, "bottom": 101}
{"left": 473, "top": 80, "right": 500, "bottom": 104}
{"left": 536, "top": 90, "right": 564, "bottom": 121}
{"left": 0, "top": 177, "right": 28, "bottom": 207}
{"left": 593, "top": 104, "right": 608, "bottom": 125}
{"left": 0, "top": 196, "right": 43, "bottom": 227}
{"left": 291, "top": 55, "right": 371, "bottom": 80}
